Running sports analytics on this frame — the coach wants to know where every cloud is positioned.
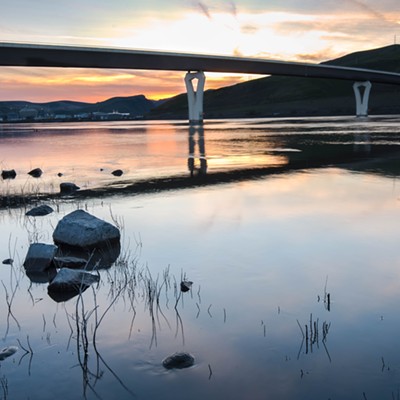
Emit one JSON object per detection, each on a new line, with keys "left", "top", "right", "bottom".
{"left": 344, "top": 0, "right": 389, "bottom": 21}
{"left": 294, "top": 47, "right": 342, "bottom": 63}
{"left": 233, "top": 47, "right": 243, "bottom": 57}
{"left": 241, "top": 24, "right": 259, "bottom": 34}
{"left": 196, "top": 1, "right": 211, "bottom": 19}
{"left": 228, "top": 1, "right": 237, "bottom": 17}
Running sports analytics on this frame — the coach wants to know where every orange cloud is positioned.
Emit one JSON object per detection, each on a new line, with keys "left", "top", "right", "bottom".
{"left": 0, "top": 67, "right": 253, "bottom": 102}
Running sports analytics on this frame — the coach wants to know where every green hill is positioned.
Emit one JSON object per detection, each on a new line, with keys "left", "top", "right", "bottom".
{"left": 149, "top": 45, "right": 400, "bottom": 119}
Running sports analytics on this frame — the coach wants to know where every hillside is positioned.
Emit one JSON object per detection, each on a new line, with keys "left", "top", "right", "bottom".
{"left": 149, "top": 45, "right": 400, "bottom": 119}
{"left": 0, "top": 95, "right": 161, "bottom": 121}
{"left": 2, "top": 45, "right": 400, "bottom": 122}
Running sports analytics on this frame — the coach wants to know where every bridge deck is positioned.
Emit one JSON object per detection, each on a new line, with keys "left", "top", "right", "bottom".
{"left": 1, "top": 42, "right": 400, "bottom": 85}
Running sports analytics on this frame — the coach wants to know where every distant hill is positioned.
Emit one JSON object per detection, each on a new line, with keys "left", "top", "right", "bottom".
{"left": 149, "top": 45, "right": 400, "bottom": 119}
{"left": 3, "top": 45, "right": 400, "bottom": 122}
{"left": 0, "top": 95, "right": 163, "bottom": 121}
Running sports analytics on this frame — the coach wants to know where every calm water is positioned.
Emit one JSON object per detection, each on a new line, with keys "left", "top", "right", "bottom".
{"left": 1, "top": 117, "right": 400, "bottom": 399}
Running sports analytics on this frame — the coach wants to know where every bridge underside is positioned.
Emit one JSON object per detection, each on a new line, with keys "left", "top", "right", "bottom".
{"left": 1, "top": 43, "right": 400, "bottom": 121}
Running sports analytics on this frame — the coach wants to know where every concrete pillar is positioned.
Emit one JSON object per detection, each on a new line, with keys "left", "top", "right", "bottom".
{"left": 185, "top": 71, "right": 205, "bottom": 124}
{"left": 353, "top": 81, "right": 372, "bottom": 117}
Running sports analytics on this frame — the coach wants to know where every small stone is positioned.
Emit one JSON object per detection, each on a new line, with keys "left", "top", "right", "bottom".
{"left": 26, "top": 205, "right": 54, "bottom": 216}
{"left": 57, "top": 172, "right": 63, "bottom": 177}
{"left": 111, "top": 169, "right": 123, "bottom": 177}
{"left": 1, "top": 169, "right": 16, "bottom": 180}
{"left": 2, "top": 258, "right": 13, "bottom": 265}
{"left": 162, "top": 352, "right": 194, "bottom": 369}
{"left": 60, "top": 182, "right": 80, "bottom": 194}
{"left": 28, "top": 168, "right": 43, "bottom": 178}
{"left": 0, "top": 346, "right": 18, "bottom": 361}
{"left": 180, "top": 281, "right": 193, "bottom": 292}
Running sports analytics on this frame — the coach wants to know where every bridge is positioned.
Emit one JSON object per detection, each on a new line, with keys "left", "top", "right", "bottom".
{"left": 1, "top": 42, "right": 400, "bottom": 122}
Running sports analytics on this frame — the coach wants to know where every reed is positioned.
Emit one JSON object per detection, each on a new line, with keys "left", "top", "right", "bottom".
{"left": 297, "top": 313, "right": 331, "bottom": 361}
{"left": 1, "top": 376, "right": 8, "bottom": 400}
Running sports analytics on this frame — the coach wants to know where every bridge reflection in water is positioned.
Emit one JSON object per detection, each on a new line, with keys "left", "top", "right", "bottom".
{"left": 188, "top": 125, "right": 207, "bottom": 177}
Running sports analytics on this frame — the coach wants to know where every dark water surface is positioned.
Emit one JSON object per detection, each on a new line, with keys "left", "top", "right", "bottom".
{"left": 1, "top": 117, "right": 400, "bottom": 399}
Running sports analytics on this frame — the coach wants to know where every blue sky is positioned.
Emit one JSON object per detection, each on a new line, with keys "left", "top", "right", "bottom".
{"left": 0, "top": 0, "right": 399, "bottom": 101}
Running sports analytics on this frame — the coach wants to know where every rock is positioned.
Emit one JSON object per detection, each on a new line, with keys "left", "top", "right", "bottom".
{"left": 0, "top": 346, "right": 18, "bottom": 361}
{"left": 2, "top": 258, "right": 13, "bottom": 265}
{"left": 28, "top": 167, "right": 43, "bottom": 178}
{"left": 48, "top": 268, "right": 99, "bottom": 301}
{"left": 180, "top": 281, "right": 193, "bottom": 292}
{"left": 53, "top": 210, "right": 120, "bottom": 249}
{"left": 60, "top": 182, "right": 80, "bottom": 194}
{"left": 1, "top": 169, "right": 16, "bottom": 180}
{"left": 55, "top": 241, "right": 121, "bottom": 270}
{"left": 26, "top": 267, "right": 57, "bottom": 284}
{"left": 162, "top": 352, "right": 195, "bottom": 369}
{"left": 23, "top": 243, "right": 58, "bottom": 273}
{"left": 26, "top": 204, "right": 54, "bottom": 216}
{"left": 57, "top": 172, "right": 63, "bottom": 177}
{"left": 111, "top": 169, "right": 123, "bottom": 177}
{"left": 53, "top": 256, "right": 88, "bottom": 269}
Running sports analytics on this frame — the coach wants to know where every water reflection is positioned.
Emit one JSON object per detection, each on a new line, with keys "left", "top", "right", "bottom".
{"left": 1, "top": 159, "right": 400, "bottom": 398}
{"left": 188, "top": 125, "right": 207, "bottom": 177}
{"left": 353, "top": 133, "right": 371, "bottom": 153}
{"left": 0, "top": 217, "right": 199, "bottom": 399}
{"left": 1, "top": 117, "right": 400, "bottom": 203}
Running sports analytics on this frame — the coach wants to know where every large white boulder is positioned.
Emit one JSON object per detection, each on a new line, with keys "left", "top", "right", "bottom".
{"left": 53, "top": 210, "right": 120, "bottom": 248}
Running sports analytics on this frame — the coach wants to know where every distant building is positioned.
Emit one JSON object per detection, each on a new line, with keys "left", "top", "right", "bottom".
{"left": 6, "top": 112, "right": 20, "bottom": 121}
{"left": 19, "top": 107, "right": 38, "bottom": 120}
{"left": 91, "top": 111, "right": 131, "bottom": 120}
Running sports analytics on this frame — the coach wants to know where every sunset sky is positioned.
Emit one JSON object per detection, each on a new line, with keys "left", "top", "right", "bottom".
{"left": 1, "top": 0, "right": 400, "bottom": 102}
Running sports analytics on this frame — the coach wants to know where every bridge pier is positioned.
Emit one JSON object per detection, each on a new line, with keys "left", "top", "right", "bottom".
{"left": 185, "top": 71, "right": 205, "bottom": 124}
{"left": 353, "top": 81, "right": 372, "bottom": 117}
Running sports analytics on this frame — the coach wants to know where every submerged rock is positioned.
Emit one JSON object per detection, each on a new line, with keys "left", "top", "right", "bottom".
{"left": 0, "top": 346, "right": 18, "bottom": 361}
{"left": 53, "top": 256, "right": 87, "bottom": 269}
{"left": 26, "top": 204, "right": 54, "bottom": 217}
{"left": 53, "top": 210, "right": 120, "bottom": 249}
{"left": 1, "top": 169, "right": 16, "bottom": 180}
{"left": 48, "top": 268, "right": 99, "bottom": 290}
{"left": 26, "top": 267, "right": 57, "bottom": 284}
{"left": 48, "top": 268, "right": 99, "bottom": 302}
{"left": 60, "top": 182, "right": 80, "bottom": 194}
{"left": 162, "top": 352, "right": 195, "bottom": 369}
{"left": 55, "top": 240, "right": 121, "bottom": 270}
{"left": 28, "top": 167, "right": 43, "bottom": 178}
{"left": 23, "top": 243, "right": 58, "bottom": 273}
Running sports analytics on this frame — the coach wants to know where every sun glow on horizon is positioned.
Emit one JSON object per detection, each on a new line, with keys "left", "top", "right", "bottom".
{"left": 0, "top": 66, "right": 261, "bottom": 103}
{"left": 0, "top": 5, "right": 399, "bottom": 102}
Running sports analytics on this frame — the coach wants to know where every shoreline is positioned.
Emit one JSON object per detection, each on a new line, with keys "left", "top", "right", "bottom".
{"left": 2, "top": 151, "right": 399, "bottom": 210}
